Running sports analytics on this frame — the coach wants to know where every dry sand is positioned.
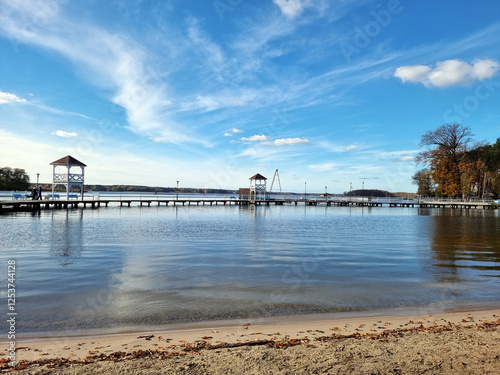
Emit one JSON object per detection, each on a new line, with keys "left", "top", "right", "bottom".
{"left": 2, "top": 308, "right": 499, "bottom": 374}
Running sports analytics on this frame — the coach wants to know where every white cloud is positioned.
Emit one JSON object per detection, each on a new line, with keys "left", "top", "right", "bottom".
{"left": 399, "top": 156, "right": 414, "bottom": 162}
{"left": 394, "top": 58, "right": 500, "bottom": 88}
{"left": 239, "top": 135, "right": 309, "bottom": 147}
{"left": 273, "top": 0, "right": 307, "bottom": 18}
{"left": 472, "top": 58, "right": 500, "bottom": 79}
{"left": 0, "top": 91, "right": 26, "bottom": 104}
{"left": 223, "top": 129, "right": 243, "bottom": 137}
{"left": 53, "top": 130, "right": 78, "bottom": 138}
{"left": 265, "top": 137, "right": 310, "bottom": 147}
{"left": 343, "top": 144, "right": 360, "bottom": 151}
{"left": 241, "top": 134, "right": 271, "bottom": 142}
{"left": 393, "top": 65, "right": 431, "bottom": 84}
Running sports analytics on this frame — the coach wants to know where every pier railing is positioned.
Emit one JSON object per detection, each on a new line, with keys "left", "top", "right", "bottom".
{"left": 1, "top": 191, "right": 498, "bottom": 204}
{"left": 1, "top": 191, "right": 498, "bottom": 213}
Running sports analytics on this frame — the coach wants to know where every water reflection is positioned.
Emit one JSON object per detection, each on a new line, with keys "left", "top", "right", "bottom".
{"left": 48, "top": 210, "right": 83, "bottom": 265}
{"left": 426, "top": 209, "right": 500, "bottom": 282}
{"left": 2, "top": 205, "right": 499, "bottom": 335}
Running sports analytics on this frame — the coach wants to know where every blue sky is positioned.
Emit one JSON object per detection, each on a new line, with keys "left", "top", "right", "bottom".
{"left": 1, "top": 0, "right": 499, "bottom": 194}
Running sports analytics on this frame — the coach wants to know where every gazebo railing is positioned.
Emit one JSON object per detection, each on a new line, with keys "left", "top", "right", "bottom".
{"left": 53, "top": 173, "right": 84, "bottom": 183}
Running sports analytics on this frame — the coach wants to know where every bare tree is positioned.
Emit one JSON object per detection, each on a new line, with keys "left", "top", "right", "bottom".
{"left": 416, "top": 123, "right": 473, "bottom": 163}
{"left": 416, "top": 124, "right": 474, "bottom": 197}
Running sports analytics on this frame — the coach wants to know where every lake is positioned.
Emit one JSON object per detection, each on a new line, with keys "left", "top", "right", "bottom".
{"left": 1, "top": 204, "right": 499, "bottom": 337}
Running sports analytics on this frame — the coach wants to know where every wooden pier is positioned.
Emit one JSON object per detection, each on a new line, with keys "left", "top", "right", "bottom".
{"left": 0, "top": 198, "right": 248, "bottom": 213}
{"left": 0, "top": 196, "right": 498, "bottom": 213}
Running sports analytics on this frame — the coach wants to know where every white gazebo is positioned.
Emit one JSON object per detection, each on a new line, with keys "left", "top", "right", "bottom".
{"left": 249, "top": 173, "right": 267, "bottom": 202}
{"left": 50, "top": 155, "right": 86, "bottom": 199}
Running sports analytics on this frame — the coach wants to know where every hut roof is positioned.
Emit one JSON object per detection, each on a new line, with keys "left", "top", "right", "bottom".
{"left": 249, "top": 173, "right": 267, "bottom": 180}
{"left": 50, "top": 155, "right": 87, "bottom": 167}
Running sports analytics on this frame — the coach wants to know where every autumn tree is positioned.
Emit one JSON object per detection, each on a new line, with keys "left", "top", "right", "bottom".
{"left": 476, "top": 138, "right": 500, "bottom": 197}
{"left": 416, "top": 124, "right": 474, "bottom": 197}
{"left": 412, "top": 169, "right": 435, "bottom": 196}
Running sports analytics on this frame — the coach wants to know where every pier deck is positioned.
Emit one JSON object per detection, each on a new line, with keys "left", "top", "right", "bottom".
{"left": 0, "top": 197, "right": 497, "bottom": 213}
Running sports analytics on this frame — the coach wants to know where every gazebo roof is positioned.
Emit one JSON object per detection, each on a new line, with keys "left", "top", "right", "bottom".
{"left": 249, "top": 173, "right": 267, "bottom": 180}
{"left": 50, "top": 155, "right": 87, "bottom": 167}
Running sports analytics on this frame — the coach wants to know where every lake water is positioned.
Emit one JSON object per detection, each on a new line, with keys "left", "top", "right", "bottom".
{"left": 1, "top": 204, "right": 499, "bottom": 337}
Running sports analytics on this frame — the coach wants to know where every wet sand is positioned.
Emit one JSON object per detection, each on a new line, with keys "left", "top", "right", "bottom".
{"left": 2, "top": 308, "right": 499, "bottom": 374}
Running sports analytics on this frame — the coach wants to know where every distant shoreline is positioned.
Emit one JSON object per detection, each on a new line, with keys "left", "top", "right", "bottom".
{"left": 24, "top": 185, "right": 414, "bottom": 198}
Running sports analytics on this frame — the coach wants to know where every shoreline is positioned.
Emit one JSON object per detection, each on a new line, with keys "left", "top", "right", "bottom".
{"left": 11, "top": 302, "right": 500, "bottom": 342}
{"left": 4, "top": 307, "right": 499, "bottom": 372}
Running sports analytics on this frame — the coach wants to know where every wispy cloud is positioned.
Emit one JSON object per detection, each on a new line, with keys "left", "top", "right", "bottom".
{"left": 375, "top": 150, "right": 419, "bottom": 161}
{"left": 0, "top": 1, "right": 187, "bottom": 143}
{"left": 272, "top": 0, "right": 328, "bottom": 19}
{"left": 318, "top": 141, "right": 363, "bottom": 153}
{"left": 308, "top": 162, "right": 337, "bottom": 172}
{"left": 52, "top": 130, "right": 78, "bottom": 138}
{"left": 240, "top": 134, "right": 310, "bottom": 147}
{"left": 394, "top": 58, "right": 500, "bottom": 88}
{"left": 30, "top": 102, "right": 92, "bottom": 120}
{"left": 0, "top": 91, "right": 26, "bottom": 104}
{"left": 186, "top": 17, "right": 225, "bottom": 75}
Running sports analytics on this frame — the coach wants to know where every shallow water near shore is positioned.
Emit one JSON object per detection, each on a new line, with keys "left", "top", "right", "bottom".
{"left": 1, "top": 204, "right": 499, "bottom": 336}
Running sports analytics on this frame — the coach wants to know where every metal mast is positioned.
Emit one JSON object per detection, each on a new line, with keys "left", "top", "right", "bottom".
{"left": 269, "top": 169, "right": 283, "bottom": 199}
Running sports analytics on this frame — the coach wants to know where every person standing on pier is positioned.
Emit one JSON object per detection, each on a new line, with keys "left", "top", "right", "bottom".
{"left": 32, "top": 188, "right": 37, "bottom": 200}
{"left": 38, "top": 186, "right": 43, "bottom": 200}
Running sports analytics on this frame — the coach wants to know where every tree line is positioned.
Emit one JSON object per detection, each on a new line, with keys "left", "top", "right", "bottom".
{"left": 0, "top": 167, "right": 30, "bottom": 191}
{"left": 413, "top": 123, "right": 500, "bottom": 199}
{"left": 85, "top": 185, "right": 237, "bottom": 194}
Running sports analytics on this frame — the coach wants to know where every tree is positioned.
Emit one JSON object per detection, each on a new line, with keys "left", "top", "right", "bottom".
{"left": 412, "top": 169, "right": 435, "bottom": 196}
{"left": 0, "top": 167, "right": 31, "bottom": 190}
{"left": 476, "top": 138, "right": 500, "bottom": 198}
{"left": 416, "top": 124, "right": 474, "bottom": 197}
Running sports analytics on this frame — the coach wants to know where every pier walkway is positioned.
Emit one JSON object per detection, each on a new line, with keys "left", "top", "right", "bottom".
{"left": 0, "top": 195, "right": 498, "bottom": 213}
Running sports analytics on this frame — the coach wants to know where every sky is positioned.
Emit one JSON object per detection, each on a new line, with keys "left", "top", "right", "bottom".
{"left": 1, "top": 0, "right": 499, "bottom": 194}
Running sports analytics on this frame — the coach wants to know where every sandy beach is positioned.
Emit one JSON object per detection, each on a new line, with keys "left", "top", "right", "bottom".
{"left": 2, "top": 308, "right": 499, "bottom": 374}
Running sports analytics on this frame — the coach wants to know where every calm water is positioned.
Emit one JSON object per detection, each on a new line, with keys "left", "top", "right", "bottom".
{"left": 1, "top": 204, "right": 499, "bottom": 336}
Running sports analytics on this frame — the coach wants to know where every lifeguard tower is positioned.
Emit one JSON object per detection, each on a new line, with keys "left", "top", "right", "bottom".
{"left": 249, "top": 173, "right": 267, "bottom": 203}
{"left": 50, "top": 155, "right": 86, "bottom": 199}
